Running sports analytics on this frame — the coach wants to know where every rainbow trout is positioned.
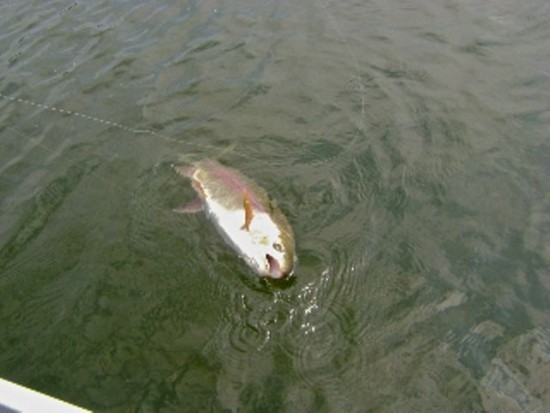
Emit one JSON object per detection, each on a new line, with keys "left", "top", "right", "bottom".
{"left": 174, "top": 160, "right": 296, "bottom": 278}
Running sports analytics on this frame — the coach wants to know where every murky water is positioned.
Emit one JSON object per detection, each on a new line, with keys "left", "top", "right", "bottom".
{"left": 1, "top": 1, "right": 549, "bottom": 412}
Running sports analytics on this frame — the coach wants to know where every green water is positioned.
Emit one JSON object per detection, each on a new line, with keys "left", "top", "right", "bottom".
{"left": 0, "top": 1, "right": 548, "bottom": 412}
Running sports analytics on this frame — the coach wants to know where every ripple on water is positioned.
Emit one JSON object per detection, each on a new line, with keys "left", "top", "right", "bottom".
{"left": 202, "top": 288, "right": 290, "bottom": 411}
{"left": 280, "top": 265, "right": 365, "bottom": 411}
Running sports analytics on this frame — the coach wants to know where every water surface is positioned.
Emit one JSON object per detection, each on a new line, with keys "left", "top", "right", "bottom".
{"left": 0, "top": 0, "right": 549, "bottom": 412}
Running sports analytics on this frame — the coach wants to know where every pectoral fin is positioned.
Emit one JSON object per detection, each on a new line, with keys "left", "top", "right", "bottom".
{"left": 173, "top": 198, "right": 203, "bottom": 213}
{"left": 241, "top": 190, "right": 254, "bottom": 231}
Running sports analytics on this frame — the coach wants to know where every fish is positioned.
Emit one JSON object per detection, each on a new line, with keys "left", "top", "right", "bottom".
{"left": 174, "top": 159, "right": 296, "bottom": 278}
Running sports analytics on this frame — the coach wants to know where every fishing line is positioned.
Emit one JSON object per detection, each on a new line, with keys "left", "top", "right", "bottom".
{"left": 315, "top": 0, "right": 367, "bottom": 134}
{"left": 0, "top": 91, "right": 251, "bottom": 162}
{"left": 0, "top": 90, "right": 177, "bottom": 207}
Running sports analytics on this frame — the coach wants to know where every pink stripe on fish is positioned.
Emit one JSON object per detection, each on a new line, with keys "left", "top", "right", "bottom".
{"left": 206, "top": 162, "right": 268, "bottom": 212}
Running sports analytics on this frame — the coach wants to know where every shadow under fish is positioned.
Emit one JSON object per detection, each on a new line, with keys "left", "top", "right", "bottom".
{"left": 174, "top": 160, "right": 296, "bottom": 279}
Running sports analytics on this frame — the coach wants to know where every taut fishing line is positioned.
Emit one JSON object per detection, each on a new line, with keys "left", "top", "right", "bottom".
{"left": 316, "top": 0, "right": 366, "bottom": 133}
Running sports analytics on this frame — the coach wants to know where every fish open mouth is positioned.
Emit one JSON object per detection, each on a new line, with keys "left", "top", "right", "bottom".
{"left": 266, "top": 254, "right": 283, "bottom": 278}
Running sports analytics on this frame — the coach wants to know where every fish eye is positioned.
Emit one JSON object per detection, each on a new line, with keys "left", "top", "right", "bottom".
{"left": 272, "top": 242, "right": 283, "bottom": 252}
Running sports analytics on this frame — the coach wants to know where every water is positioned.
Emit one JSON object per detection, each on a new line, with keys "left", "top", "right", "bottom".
{"left": 1, "top": 0, "right": 549, "bottom": 411}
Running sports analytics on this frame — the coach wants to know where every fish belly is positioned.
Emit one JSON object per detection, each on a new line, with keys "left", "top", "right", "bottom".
{"left": 203, "top": 196, "right": 280, "bottom": 268}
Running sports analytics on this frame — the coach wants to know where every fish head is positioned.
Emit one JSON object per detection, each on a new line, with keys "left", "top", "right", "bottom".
{"left": 245, "top": 220, "right": 295, "bottom": 279}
